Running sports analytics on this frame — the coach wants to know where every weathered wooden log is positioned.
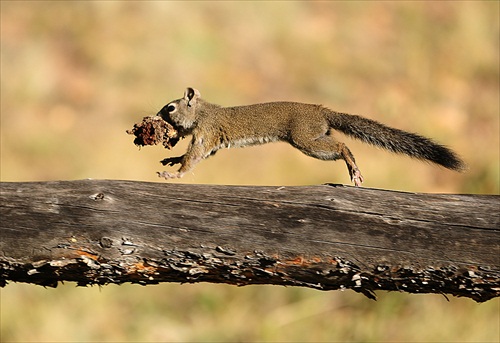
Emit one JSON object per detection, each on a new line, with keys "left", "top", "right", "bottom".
{"left": 0, "top": 180, "right": 498, "bottom": 302}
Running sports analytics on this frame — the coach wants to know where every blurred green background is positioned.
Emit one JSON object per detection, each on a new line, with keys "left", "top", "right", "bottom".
{"left": 1, "top": 1, "right": 499, "bottom": 342}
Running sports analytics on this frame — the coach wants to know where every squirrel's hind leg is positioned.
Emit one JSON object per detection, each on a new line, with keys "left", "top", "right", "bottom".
{"left": 339, "top": 143, "right": 364, "bottom": 186}
{"left": 290, "top": 132, "right": 364, "bottom": 186}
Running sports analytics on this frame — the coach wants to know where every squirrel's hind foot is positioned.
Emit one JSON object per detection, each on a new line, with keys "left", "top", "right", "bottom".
{"left": 352, "top": 169, "right": 364, "bottom": 187}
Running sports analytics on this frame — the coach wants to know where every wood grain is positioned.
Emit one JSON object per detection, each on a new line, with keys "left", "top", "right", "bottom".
{"left": 1, "top": 180, "right": 498, "bottom": 302}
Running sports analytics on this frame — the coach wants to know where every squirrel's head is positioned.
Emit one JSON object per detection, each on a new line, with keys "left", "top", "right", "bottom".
{"left": 158, "top": 87, "right": 201, "bottom": 134}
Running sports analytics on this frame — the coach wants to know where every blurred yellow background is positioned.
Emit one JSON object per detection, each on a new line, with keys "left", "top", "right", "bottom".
{"left": 1, "top": 1, "right": 499, "bottom": 342}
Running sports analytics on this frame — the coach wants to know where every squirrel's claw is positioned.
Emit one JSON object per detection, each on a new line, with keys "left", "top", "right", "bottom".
{"left": 352, "top": 170, "right": 364, "bottom": 187}
{"left": 157, "top": 171, "right": 183, "bottom": 179}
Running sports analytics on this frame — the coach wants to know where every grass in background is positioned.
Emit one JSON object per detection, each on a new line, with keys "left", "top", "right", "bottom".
{"left": 2, "top": 283, "right": 499, "bottom": 342}
{"left": 1, "top": 1, "right": 499, "bottom": 342}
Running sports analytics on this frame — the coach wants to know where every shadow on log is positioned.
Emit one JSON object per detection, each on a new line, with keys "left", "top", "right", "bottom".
{"left": 1, "top": 180, "right": 498, "bottom": 302}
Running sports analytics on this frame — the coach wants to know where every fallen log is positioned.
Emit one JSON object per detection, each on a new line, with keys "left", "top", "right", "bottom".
{"left": 0, "top": 180, "right": 498, "bottom": 302}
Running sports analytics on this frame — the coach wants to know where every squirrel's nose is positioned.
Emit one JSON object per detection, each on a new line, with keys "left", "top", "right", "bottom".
{"left": 158, "top": 107, "right": 170, "bottom": 122}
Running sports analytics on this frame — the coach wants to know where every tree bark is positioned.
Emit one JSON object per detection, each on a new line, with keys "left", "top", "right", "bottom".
{"left": 1, "top": 180, "right": 498, "bottom": 302}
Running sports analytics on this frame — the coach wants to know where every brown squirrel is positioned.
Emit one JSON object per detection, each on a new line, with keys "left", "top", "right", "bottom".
{"left": 156, "top": 87, "right": 465, "bottom": 186}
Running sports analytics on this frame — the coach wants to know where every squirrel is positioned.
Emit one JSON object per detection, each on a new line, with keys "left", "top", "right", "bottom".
{"left": 156, "top": 87, "right": 465, "bottom": 186}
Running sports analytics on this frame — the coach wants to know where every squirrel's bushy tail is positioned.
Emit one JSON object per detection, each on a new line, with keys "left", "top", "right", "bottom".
{"left": 327, "top": 110, "right": 466, "bottom": 171}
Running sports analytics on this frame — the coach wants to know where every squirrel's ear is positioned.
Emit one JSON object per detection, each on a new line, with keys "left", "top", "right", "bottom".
{"left": 184, "top": 87, "right": 201, "bottom": 107}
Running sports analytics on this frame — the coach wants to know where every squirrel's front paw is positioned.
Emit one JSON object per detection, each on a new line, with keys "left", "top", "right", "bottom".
{"left": 157, "top": 171, "right": 183, "bottom": 179}
{"left": 160, "top": 156, "right": 182, "bottom": 166}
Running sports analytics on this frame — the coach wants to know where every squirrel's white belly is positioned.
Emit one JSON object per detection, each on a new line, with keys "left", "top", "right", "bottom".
{"left": 225, "top": 135, "right": 279, "bottom": 149}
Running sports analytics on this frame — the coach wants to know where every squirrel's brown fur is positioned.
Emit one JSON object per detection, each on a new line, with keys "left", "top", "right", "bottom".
{"left": 157, "top": 88, "right": 465, "bottom": 186}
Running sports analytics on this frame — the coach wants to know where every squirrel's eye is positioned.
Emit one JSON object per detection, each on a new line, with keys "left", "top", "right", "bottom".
{"left": 167, "top": 104, "right": 176, "bottom": 113}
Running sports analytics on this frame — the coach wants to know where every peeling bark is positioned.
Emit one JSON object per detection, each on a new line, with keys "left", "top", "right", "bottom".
{"left": 1, "top": 180, "right": 498, "bottom": 302}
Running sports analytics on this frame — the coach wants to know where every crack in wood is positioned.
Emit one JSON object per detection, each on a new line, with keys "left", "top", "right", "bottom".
{"left": 1, "top": 180, "right": 498, "bottom": 302}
